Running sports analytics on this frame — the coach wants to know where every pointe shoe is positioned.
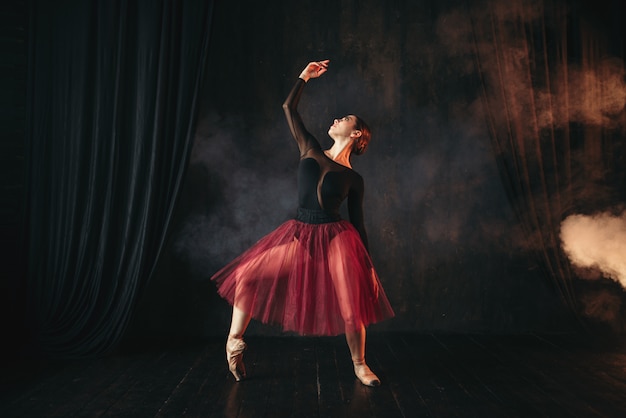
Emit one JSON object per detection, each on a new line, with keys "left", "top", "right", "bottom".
{"left": 226, "top": 336, "right": 247, "bottom": 381}
{"left": 353, "top": 361, "right": 381, "bottom": 387}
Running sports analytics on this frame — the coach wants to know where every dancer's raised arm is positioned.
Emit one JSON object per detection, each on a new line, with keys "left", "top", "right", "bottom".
{"left": 282, "top": 60, "right": 329, "bottom": 156}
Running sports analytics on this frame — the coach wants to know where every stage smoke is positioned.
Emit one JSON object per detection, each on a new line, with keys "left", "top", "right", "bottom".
{"left": 437, "top": 1, "right": 626, "bottom": 131}
{"left": 172, "top": 112, "right": 296, "bottom": 279}
{"left": 560, "top": 210, "right": 626, "bottom": 288}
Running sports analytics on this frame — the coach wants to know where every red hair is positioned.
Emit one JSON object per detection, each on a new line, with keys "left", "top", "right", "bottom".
{"left": 352, "top": 115, "right": 371, "bottom": 156}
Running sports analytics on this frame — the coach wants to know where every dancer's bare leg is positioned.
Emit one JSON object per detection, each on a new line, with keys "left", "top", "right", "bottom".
{"left": 345, "top": 323, "right": 380, "bottom": 386}
{"left": 345, "top": 322, "right": 365, "bottom": 361}
{"left": 225, "top": 239, "right": 301, "bottom": 381}
{"left": 229, "top": 306, "right": 251, "bottom": 339}
{"left": 329, "top": 234, "right": 380, "bottom": 387}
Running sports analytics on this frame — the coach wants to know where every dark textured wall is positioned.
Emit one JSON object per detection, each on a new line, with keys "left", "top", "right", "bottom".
{"left": 127, "top": 0, "right": 622, "bottom": 339}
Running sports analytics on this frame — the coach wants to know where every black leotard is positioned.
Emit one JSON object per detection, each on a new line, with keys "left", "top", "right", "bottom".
{"left": 283, "top": 78, "right": 369, "bottom": 250}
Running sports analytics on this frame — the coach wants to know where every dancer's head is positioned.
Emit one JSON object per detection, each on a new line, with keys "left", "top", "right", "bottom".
{"left": 328, "top": 115, "right": 371, "bottom": 155}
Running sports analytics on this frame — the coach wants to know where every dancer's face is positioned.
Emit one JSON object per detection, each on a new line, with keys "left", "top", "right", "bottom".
{"left": 328, "top": 115, "right": 359, "bottom": 138}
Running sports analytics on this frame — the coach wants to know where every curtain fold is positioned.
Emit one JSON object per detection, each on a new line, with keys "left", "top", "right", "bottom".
{"left": 26, "top": 0, "right": 213, "bottom": 357}
{"left": 469, "top": 0, "right": 625, "bottom": 313}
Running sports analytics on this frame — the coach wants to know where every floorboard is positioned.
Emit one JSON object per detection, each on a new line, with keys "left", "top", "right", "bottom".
{"left": 2, "top": 333, "right": 626, "bottom": 417}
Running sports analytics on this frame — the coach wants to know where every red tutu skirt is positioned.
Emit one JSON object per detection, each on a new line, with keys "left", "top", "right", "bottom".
{"left": 210, "top": 214, "right": 394, "bottom": 336}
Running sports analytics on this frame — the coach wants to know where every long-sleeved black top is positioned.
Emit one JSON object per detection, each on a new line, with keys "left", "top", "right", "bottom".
{"left": 282, "top": 78, "right": 369, "bottom": 250}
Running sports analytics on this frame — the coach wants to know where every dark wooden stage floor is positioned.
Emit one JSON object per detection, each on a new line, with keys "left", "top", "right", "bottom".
{"left": 2, "top": 333, "right": 626, "bottom": 417}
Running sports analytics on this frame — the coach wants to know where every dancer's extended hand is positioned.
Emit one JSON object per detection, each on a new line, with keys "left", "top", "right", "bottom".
{"left": 299, "top": 59, "right": 330, "bottom": 82}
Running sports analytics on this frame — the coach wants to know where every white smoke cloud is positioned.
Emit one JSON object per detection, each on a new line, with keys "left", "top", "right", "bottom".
{"left": 560, "top": 210, "right": 626, "bottom": 288}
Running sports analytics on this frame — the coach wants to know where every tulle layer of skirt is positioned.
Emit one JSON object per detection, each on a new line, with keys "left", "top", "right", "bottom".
{"left": 210, "top": 219, "right": 394, "bottom": 336}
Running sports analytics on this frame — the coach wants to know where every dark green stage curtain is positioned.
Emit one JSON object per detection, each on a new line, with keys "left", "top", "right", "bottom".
{"left": 26, "top": 0, "right": 213, "bottom": 358}
{"left": 469, "top": 0, "right": 625, "bottom": 312}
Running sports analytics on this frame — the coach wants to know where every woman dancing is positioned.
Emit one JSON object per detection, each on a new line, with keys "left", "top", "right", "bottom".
{"left": 210, "top": 60, "right": 394, "bottom": 386}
